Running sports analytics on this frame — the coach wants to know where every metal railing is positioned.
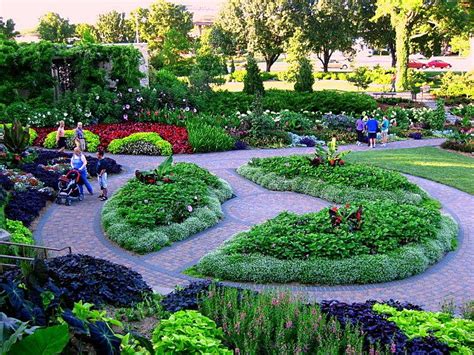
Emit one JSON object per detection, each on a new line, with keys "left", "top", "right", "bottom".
{"left": 0, "top": 241, "right": 72, "bottom": 271}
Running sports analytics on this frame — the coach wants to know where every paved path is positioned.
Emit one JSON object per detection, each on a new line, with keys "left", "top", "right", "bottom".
{"left": 34, "top": 138, "right": 474, "bottom": 310}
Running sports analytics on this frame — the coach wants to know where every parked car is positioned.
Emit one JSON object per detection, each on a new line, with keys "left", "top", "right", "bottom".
{"left": 427, "top": 59, "right": 452, "bottom": 69}
{"left": 408, "top": 60, "right": 427, "bottom": 69}
{"left": 327, "top": 59, "right": 349, "bottom": 70}
{"left": 409, "top": 53, "right": 428, "bottom": 61}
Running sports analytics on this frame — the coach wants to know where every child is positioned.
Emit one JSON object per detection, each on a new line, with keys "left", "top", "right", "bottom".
{"left": 96, "top": 150, "right": 108, "bottom": 201}
{"left": 381, "top": 116, "right": 390, "bottom": 146}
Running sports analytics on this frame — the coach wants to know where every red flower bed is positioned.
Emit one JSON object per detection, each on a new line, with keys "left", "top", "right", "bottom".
{"left": 33, "top": 123, "right": 193, "bottom": 154}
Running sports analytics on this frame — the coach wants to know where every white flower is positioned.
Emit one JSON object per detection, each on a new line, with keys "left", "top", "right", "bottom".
{"left": 187, "top": 205, "right": 193, "bottom": 212}
{"left": 63, "top": 112, "right": 68, "bottom": 117}
{"left": 96, "top": 95, "right": 100, "bottom": 100}
{"left": 128, "top": 88, "right": 133, "bottom": 92}
{"left": 47, "top": 111, "right": 51, "bottom": 115}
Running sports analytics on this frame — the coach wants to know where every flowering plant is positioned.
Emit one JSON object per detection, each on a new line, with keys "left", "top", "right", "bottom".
{"left": 329, "top": 204, "right": 363, "bottom": 231}
{"left": 310, "top": 138, "right": 350, "bottom": 167}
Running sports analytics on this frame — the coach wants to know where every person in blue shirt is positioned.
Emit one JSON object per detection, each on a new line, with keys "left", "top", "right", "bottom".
{"left": 365, "top": 117, "right": 379, "bottom": 148}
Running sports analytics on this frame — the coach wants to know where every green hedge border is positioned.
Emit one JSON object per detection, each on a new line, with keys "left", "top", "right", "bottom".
{"left": 196, "top": 215, "right": 458, "bottom": 285}
{"left": 102, "top": 177, "right": 233, "bottom": 254}
{"left": 237, "top": 164, "right": 427, "bottom": 206}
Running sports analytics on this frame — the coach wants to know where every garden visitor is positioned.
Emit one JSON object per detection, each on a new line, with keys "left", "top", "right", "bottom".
{"left": 365, "top": 116, "right": 379, "bottom": 148}
{"left": 56, "top": 120, "right": 66, "bottom": 153}
{"left": 355, "top": 117, "right": 365, "bottom": 146}
{"left": 381, "top": 116, "right": 390, "bottom": 147}
{"left": 70, "top": 147, "right": 93, "bottom": 196}
{"left": 74, "top": 122, "right": 86, "bottom": 151}
{"left": 390, "top": 74, "right": 396, "bottom": 92}
{"left": 96, "top": 150, "right": 108, "bottom": 201}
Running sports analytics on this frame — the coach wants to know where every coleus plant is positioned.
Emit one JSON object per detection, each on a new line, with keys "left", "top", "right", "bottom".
{"left": 310, "top": 138, "right": 351, "bottom": 167}
{"left": 329, "top": 204, "right": 363, "bottom": 231}
{"left": 135, "top": 155, "right": 174, "bottom": 185}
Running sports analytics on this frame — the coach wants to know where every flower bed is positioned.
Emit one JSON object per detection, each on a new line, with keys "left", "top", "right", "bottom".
{"left": 195, "top": 152, "right": 457, "bottom": 284}
{"left": 107, "top": 132, "right": 173, "bottom": 155}
{"left": 237, "top": 155, "right": 429, "bottom": 205}
{"left": 33, "top": 123, "right": 193, "bottom": 154}
{"left": 43, "top": 129, "right": 100, "bottom": 152}
{"left": 102, "top": 159, "right": 233, "bottom": 253}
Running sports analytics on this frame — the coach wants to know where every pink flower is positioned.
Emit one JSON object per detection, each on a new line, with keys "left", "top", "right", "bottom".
{"left": 284, "top": 320, "right": 293, "bottom": 328}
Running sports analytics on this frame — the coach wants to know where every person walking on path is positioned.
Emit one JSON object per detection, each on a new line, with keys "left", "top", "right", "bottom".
{"left": 355, "top": 117, "right": 365, "bottom": 146}
{"left": 70, "top": 147, "right": 93, "bottom": 196}
{"left": 74, "top": 122, "right": 86, "bottom": 151}
{"left": 56, "top": 120, "right": 66, "bottom": 153}
{"left": 390, "top": 74, "right": 396, "bottom": 92}
{"left": 366, "top": 116, "right": 379, "bottom": 148}
{"left": 381, "top": 116, "right": 390, "bottom": 147}
{"left": 96, "top": 150, "right": 108, "bottom": 201}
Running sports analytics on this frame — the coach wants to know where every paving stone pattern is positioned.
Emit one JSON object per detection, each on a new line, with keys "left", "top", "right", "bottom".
{"left": 34, "top": 138, "right": 474, "bottom": 310}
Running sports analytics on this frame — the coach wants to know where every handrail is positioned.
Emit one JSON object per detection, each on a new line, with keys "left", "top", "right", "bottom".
{"left": 0, "top": 241, "right": 72, "bottom": 255}
{"left": 0, "top": 241, "right": 72, "bottom": 268}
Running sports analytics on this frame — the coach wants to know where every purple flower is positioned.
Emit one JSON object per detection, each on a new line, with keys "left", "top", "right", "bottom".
{"left": 123, "top": 114, "right": 128, "bottom": 120}
{"left": 187, "top": 205, "right": 193, "bottom": 212}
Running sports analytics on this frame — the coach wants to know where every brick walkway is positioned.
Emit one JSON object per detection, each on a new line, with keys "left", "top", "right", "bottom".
{"left": 34, "top": 138, "right": 474, "bottom": 310}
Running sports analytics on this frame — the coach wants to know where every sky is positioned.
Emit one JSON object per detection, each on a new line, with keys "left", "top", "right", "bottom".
{"left": 1, "top": 0, "right": 225, "bottom": 31}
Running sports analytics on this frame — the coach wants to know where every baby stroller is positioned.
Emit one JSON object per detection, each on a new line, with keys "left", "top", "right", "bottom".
{"left": 56, "top": 169, "right": 84, "bottom": 206}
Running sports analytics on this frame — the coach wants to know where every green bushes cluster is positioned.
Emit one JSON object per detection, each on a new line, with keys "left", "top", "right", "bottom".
{"left": 107, "top": 132, "right": 173, "bottom": 155}
{"left": 43, "top": 129, "right": 100, "bottom": 152}
{"left": 433, "top": 71, "right": 474, "bottom": 103}
{"left": 0, "top": 219, "right": 35, "bottom": 258}
{"left": 186, "top": 120, "right": 235, "bottom": 152}
{"left": 224, "top": 202, "right": 441, "bottom": 260}
{"left": 196, "top": 216, "right": 457, "bottom": 285}
{"left": 102, "top": 162, "right": 233, "bottom": 253}
{"left": 373, "top": 303, "right": 474, "bottom": 354}
{"left": 201, "top": 90, "right": 377, "bottom": 116}
{"left": 152, "top": 310, "right": 231, "bottom": 354}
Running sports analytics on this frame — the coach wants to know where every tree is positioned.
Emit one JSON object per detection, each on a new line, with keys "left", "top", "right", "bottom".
{"left": 243, "top": 55, "right": 264, "bottom": 95}
{"left": 37, "top": 12, "right": 75, "bottom": 43}
{"left": 285, "top": 28, "right": 310, "bottom": 81}
{"left": 215, "top": 0, "right": 304, "bottom": 72}
{"left": 373, "top": 0, "right": 472, "bottom": 90}
{"left": 294, "top": 58, "right": 315, "bottom": 92}
{"left": 347, "top": 66, "right": 373, "bottom": 90}
{"left": 307, "top": 0, "right": 359, "bottom": 72}
{"left": 130, "top": 0, "right": 193, "bottom": 51}
{"left": 75, "top": 23, "right": 98, "bottom": 43}
{"left": 96, "top": 11, "right": 133, "bottom": 43}
{"left": 151, "top": 28, "right": 192, "bottom": 73}
{"left": 358, "top": 0, "right": 396, "bottom": 67}
{"left": 0, "top": 18, "right": 19, "bottom": 39}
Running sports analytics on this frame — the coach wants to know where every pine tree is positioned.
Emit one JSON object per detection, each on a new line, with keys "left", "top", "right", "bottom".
{"left": 285, "top": 28, "right": 309, "bottom": 82}
{"left": 294, "top": 58, "right": 314, "bottom": 92}
{"left": 243, "top": 55, "right": 264, "bottom": 95}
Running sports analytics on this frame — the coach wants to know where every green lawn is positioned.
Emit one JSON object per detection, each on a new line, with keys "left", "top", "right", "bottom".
{"left": 347, "top": 147, "right": 474, "bottom": 195}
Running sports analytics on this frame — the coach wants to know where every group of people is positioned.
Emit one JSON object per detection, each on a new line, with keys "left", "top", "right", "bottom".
{"left": 56, "top": 121, "right": 108, "bottom": 202}
{"left": 355, "top": 116, "right": 391, "bottom": 148}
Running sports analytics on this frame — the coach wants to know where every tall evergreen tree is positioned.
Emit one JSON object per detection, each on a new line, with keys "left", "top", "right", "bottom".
{"left": 243, "top": 55, "right": 265, "bottom": 95}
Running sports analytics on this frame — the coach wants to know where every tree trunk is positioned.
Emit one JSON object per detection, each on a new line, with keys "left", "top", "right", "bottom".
{"left": 265, "top": 53, "right": 280, "bottom": 72}
{"left": 388, "top": 41, "right": 396, "bottom": 67}
{"left": 395, "top": 20, "right": 409, "bottom": 91}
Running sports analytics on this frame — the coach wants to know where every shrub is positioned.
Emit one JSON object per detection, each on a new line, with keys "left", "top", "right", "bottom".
{"left": 186, "top": 120, "right": 235, "bottom": 153}
{"left": 0, "top": 124, "right": 37, "bottom": 146}
{"left": 373, "top": 303, "right": 474, "bottom": 354}
{"left": 347, "top": 67, "right": 372, "bottom": 90}
{"left": 102, "top": 162, "right": 233, "bottom": 253}
{"left": 441, "top": 139, "right": 474, "bottom": 153}
{"left": 43, "top": 129, "right": 100, "bottom": 152}
{"left": 5, "top": 189, "right": 53, "bottom": 226}
{"left": 0, "top": 219, "right": 34, "bottom": 257}
{"left": 152, "top": 69, "right": 189, "bottom": 102}
{"left": 433, "top": 71, "right": 474, "bottom": 100}
{"left": 107, "top": 132, "right": 173, "bottom": 155}
{"left": 294, "top": 58, "right": 315, "bottom": 93}
{"left": 152, "top": 310, "right": 231, "bottom": 354}
{"left": 243, "top": 55, "right": 264, "bottom": 96}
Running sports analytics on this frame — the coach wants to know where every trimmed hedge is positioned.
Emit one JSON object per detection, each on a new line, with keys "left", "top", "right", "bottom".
{"left": 186, "top": 120, "right": 235, "bottom": 153}
{"left": 237, "top": 164, "right": 426, "bottom": 206}
{"left": 102, "top": 167, "right": 233, "bottom": 254}
{"left": 200, "top": 90, "right": 377, "bottom": 116}
{"left": 43, "top": 129, "right": 100, "bottom": 152}
{"left": 196, "top": 215, "right": 457, "bottom": 285}
{"left": 107, "top": 132, "right": 173, "bottom": 155}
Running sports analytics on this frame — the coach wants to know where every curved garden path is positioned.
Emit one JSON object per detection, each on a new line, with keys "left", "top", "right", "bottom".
{"left": 34, "top": 138, "right": 474, "bottom": 310}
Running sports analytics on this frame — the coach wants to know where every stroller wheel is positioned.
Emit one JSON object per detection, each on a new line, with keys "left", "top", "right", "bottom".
{"left": 79, "top": 194, "right": 84, "bottom": 201}
{"left": 65, "top": 199, "right": 72, "bottom": 206}
{"left": 56, "top": 197, "right": 62, "bottom": 205}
